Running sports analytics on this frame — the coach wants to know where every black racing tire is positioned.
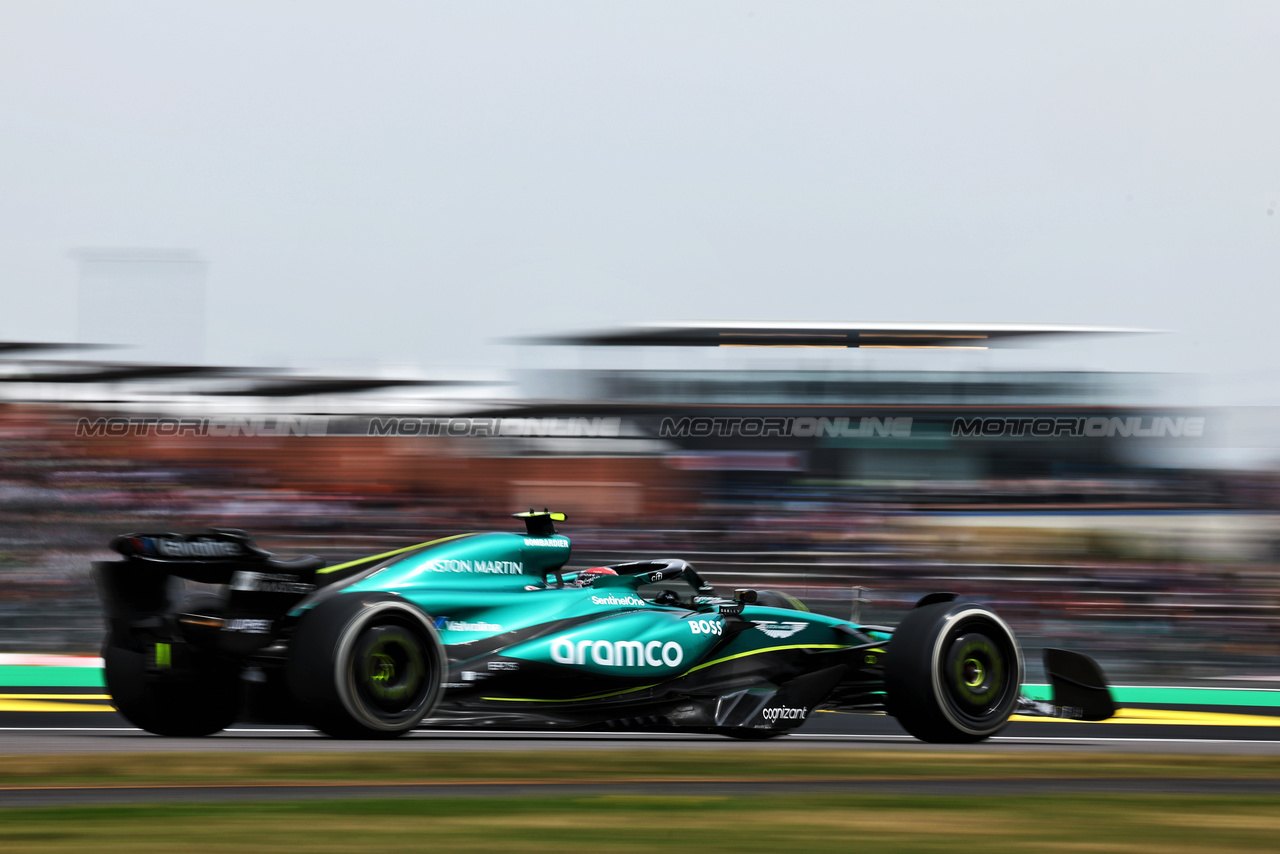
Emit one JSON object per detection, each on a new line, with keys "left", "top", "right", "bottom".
{"left": 103, "top": 625, "right": 241, "bottom": 737}
{"left": 285, "top": 593, "right": 445, "bottom": 739}
{"left": 753, "top": 590, "right": 810, "bottom": 612}
{"left": 884, "top": 600, "right": 1021, "bottom": 744}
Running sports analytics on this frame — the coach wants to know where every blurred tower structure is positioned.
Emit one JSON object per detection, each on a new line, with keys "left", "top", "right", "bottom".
{"left": 74, "top": 249, "right": 206, "bottom": 364}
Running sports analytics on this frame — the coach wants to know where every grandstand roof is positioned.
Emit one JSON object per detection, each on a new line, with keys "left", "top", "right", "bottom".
{"left": 522, "top": 321, "right": 1155, "bottom": 349}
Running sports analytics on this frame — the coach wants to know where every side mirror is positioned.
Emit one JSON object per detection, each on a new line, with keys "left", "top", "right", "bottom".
{"left": 734, "top": 588, "right": 758, "bottom": 604}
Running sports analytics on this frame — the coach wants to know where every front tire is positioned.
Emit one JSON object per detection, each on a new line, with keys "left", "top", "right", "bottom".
{"left": 884, "top": 600, "right": 1021, "bottom": 743}
{"left": 286, "top": 593, "right": 445, "bottom": 738}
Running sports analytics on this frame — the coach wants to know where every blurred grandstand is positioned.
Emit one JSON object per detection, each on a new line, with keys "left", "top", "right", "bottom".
{"left": 0, "top": 324, "right": 1277, "bottom": 683}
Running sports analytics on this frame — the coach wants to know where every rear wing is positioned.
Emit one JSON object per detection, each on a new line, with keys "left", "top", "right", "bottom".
{"left": 96, "top": 530, "right": 325, "bottom": 654}
{"left": 109, "top": 530, "right": 278, "bottom": 580}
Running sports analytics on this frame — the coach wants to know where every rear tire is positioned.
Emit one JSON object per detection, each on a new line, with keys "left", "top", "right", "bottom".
{"left": 884, "top": 600, "right": 1021, "bottom": 743}
{"left": 103, "top": 631, "right": 241, "bottom": 737}
{"left": 286, "top": 593, "right": 445, "bottom": 739}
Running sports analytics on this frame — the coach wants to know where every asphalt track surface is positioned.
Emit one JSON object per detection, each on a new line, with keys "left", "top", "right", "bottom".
{"left": 3, "top": 690, "right": 1280, "bottom": 806}
{"left": 4, "top": 691, "right": 1280, "bottom": 755}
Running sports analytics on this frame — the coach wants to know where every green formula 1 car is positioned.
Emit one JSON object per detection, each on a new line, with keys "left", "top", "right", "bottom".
{"left": 94, "top": 511, "right": 1115, "bottom": 740}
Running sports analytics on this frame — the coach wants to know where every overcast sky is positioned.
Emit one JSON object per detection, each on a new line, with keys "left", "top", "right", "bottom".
{"left": 1, "top": 2, "right": 1278, "bottom": 392}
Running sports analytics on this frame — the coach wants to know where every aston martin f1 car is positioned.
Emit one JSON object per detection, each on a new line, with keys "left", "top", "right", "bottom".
{"left": 94, "top": 512, "right": 1115, "bottom": 741}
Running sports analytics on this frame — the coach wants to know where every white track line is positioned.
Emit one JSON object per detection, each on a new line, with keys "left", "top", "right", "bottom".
{"left": 794, "top": 734, "right": 1280, "bottom": 745}
{"left": 3, "top": 727, "right": 1280, "bottom": 745}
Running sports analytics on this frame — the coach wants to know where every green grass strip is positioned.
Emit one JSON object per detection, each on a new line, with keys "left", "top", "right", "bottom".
{"left": 2, "top": 794, "right": 1280, "bottom": 853}
{"left": 1, "top": 750, "right": 1278, "bottom": 788}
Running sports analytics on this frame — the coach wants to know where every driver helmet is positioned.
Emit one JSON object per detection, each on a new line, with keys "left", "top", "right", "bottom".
{"left": 573, "top": 567, "right": 618, "bottom": 587}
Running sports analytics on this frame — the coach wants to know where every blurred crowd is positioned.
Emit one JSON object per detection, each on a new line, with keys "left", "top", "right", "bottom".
{"left": 1, "top": 404, "right": 1278, "bottom": 684}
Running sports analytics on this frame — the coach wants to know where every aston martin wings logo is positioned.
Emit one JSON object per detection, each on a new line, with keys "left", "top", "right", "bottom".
{"left": 752, "top": 620, "right": 807, "bottom": 639}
